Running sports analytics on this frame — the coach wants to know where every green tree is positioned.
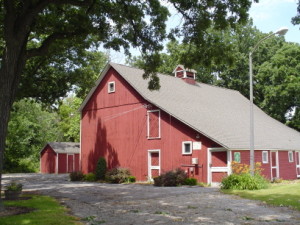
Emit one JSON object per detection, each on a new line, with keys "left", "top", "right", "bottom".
{"left": 257, "top": 43, "right": 300, "bottom": 129}
{"left": 0, "top": 0, "right": 255, "bottom": 207}
{"left": 292, "top": 0, "right": 300, "bottom": 26}
{"left": 5, "top": 99, "right": 60, "bottom": 172}
{"left": 58, "top": 96, "right": 82, "bottom": 142}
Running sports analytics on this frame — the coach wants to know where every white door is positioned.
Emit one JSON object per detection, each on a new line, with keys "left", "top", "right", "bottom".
{"left": 271, "top": 151, "right": 279, "bottom": 179}
{"left": 208, "top": 149, "right": 230, "bottom": 185}
{"left": 148, "top": 150, "right": 160, "bottom": 181}
{"left": 296, "top": 151, "right": 300, "bottom": 178}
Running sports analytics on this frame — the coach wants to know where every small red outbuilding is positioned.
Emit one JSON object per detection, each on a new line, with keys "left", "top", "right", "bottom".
{"left": 40, "top": 142, "right": 80, "bottom": 174}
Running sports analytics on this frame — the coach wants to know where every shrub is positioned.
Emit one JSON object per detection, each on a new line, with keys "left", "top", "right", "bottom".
{"left": 70, "top": 171, "right": 84, "bottom": 181}
{"left": 84, "top": 173, "right": 97, "bottom": 182}
{"left": 184, "top": 178, "right": 198, "bottom": 186}
{"left": 6, "top": 181, "right": 22, "bottom": 191}
{"left": 221, "top": 173, "right": 269, "bottom": 190}
{"left": 105, "top": 168, "right": 131, "bottom": 183}
{"left": 127, "top": 176, "right": 136, "bottom": 183}
{"left": 95, "top": 157, "right": 107, "bottom": 180}
{"left": 153, "top": 168, "right": 187, "bottom": 187}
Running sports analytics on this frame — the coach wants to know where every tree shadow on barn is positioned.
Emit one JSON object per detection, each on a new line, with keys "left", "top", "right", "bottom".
{"left": 87, "top": 118, "right": 120, "bottom": 173}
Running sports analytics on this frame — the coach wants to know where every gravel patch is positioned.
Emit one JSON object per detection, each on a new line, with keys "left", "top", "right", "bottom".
{"left": 2, "top": 173, "right": 300, "bottom": 224}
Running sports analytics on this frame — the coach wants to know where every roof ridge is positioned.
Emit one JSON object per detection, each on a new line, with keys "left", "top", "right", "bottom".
{"left": 110, "top": 62, "right": 239, "bottom": 94}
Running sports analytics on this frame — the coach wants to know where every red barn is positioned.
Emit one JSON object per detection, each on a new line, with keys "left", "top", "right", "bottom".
{"left": 79, "top": 63, "right": 300, "bottom": 184}
{"left": 40, "top": 142, "right": 80, "bottom": 174}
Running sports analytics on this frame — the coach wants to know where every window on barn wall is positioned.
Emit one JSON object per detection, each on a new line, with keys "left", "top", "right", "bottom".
{"left": 147, "top": 110, "right": 160, "bottom": 139}
{"left": 288, "top": 151, "right": 294, "bottom": 162}
{"left": 234, "top": 152, "right": 241, "bottom": 163}
{"left": 182, "top": 141, "right": 192, "bottom": 155}
{"left": 108, "top": 81, "right": 115, "bottom": 93}
{"left": 262, "top": 151, "right": 269, "bottom": 164}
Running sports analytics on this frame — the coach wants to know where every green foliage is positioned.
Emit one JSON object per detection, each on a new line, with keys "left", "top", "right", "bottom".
{"left": 153, "top": 168, "right": 187, "bottom": 187}
{"left": 221, "top": 173, "right": 269, "bottom": 190}
{"left": 291, "top": 1, "right": 300, "bottom": 26}
{"left": 69, "top": 171, "right": 84, "bottom": 181}
{"left": 183, "top": 178, "right": 198, "bottom": 186}
{"left": 57, "top": 96, "right": 82, "bottom": 142}
{"left": 83, "top": 173, "right": 97, "bottom": 182}
{"left": 2, "top": 195, "right": 79, "bottom": 224}
{"left": 127, "top": 176, "right": 136, "bottom": 183}
{"left": 257, "top": 42, "right": 300, "bottom": 130}
{"left": 105, "top": 168, "right": 131, "bottom": 184}
{"left": 95, "top": 157, "right": 107, "bottom": 181}
{"left": 5, "top": 182, "right": 23, "bottom": 192}
{"left": 4, "top": 99, "right": 60, "bottom": 172}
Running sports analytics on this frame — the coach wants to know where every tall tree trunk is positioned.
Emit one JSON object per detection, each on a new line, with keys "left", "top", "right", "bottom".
{"left": 0, "top": 45, "right": 26, "bottom": 210}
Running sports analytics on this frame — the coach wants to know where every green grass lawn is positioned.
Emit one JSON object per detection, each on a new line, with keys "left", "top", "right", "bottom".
{"left": 223, "top": 180, "right": 300, "bottom": 211}
{"left": 0, "top": 194, "right": 81, "bottom": 225}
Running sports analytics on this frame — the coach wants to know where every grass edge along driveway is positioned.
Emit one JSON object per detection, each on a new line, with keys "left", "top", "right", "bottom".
{"left": 0, "top": 194, "right": 81, "bottom": 225}
{"left": 223, "top": 181, "right": 300, "bottom": 211}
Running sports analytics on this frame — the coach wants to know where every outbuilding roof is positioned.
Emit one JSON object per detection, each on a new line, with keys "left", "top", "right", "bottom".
{"left": 80, "top": 63, "right": 300, "bottom": 151}
{"left": 41, "top": 142, "right": 80, "bottom": 154}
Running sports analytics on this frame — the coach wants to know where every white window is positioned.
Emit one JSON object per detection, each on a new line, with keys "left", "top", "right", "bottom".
{"left": 147, "top": 110, "right": 160, "bottom": 139}
{"left": 182, "top": 141, "right": 192, "bottom": 155}
{"left": 262, "top": 151, "right": 268, "bottom": 164}
{"left": 108, "top": 81, "right": 115, "bottom": 93}
{"left": 288, "top": 151, "right": 294, "bottom": 162}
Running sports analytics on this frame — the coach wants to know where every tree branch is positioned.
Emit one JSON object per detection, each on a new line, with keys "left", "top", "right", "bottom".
{"left": 25, "top": 31, "right": 84, "bottom": 59}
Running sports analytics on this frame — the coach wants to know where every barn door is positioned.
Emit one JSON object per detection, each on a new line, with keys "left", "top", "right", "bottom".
{"left": 148, "top": 150, "right": 160, "bottom": 181}
{"left": 67, "top": 154, "right": 74, "bottom": 173}
{"left": 271, "top": 151, "right": 279, "bottom": 179}
{"left": 296, "top": 151, "right": 300, "bottom": 178}
{"left": 208, "top": 150, "right": 229, "bottom": 185}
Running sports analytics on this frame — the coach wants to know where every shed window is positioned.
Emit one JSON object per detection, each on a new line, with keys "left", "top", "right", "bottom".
{"left": 108, "top": 81, "right": 115, "bottom": 93}
{"left": 147, "top": 110, "right": 160, "bottom": 139}
{"left": 234, "top": 152, "right": 241, "bottom": 163}
{"left": 182, "top": 141, "right": 192, "bottom": 155}
{"left": 262, "top": 151, "right": 268, "bottom": 164}
{"left": 288, "top": 151, "right": 294, "bottom": 162}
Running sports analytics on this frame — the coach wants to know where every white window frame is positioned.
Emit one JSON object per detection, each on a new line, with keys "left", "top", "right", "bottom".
{"left": 108, "top": 81, "right": 115, "bottom": 93}
{"left": 262, "top": 151, "right": 269, "bottom": 164}
{"left": 147, "top": 110, "right": 161, "bottom": 139}
{"left": 182, "top": 141, "right": 192, "bottom": 155}
{"left": 288, "top": 151, "right": 294, "bottom": 163}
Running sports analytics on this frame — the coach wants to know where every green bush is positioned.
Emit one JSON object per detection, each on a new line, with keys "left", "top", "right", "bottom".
{"left": 127, "top": 176, "right": 136, "bottom": 183}
{"left": 221, "top": 173, "right": 269, "bottom": 190}
{"left": 184, "top": 178, "right": 198, "bottom": 186}
{"left": 83, "top": 173, "right": 97, "bottom": 182}
{"left": 153, "top": 168, "right": 187, "bottom": 187}
{"left": 69, "top": 171, "right": 84, "bottom": 181}
{"left": 105, "top": 168, "right": 131, "bottom": 184}
{"left": 95, "top": 157, "right": 107, "bottom": 180}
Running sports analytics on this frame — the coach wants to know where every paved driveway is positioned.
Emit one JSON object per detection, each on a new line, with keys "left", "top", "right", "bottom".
{"left": 2, "top": 173, "right": 300, "bottom": 225}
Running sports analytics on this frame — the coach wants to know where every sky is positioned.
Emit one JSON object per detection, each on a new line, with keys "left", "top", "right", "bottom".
{"left": 249, "top": 0, "right": 299, "bottom": 43}
{"left": 108, "top": 0, "right": 300, "bottom": 63}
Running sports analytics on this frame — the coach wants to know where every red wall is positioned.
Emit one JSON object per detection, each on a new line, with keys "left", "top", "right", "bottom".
{"left": 81, "top": 67, "right": 220, "bottom": 182}
{"left": 58, "top": 153, "right": 67, "bottom": 173}
{"left": 40, "top": 145, "right": 56, "bottom": 173}
{"left": 231, "top": 150, "right": 297, "bottom": 180}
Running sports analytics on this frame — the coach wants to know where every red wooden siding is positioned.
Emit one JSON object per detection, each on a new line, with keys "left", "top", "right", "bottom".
{"left": 75, "top": 154, "right": 80, "bottom": 172}
{"left": 81, "top": 67, "right": 221, "bottom": 183}
{"left": 68, "top": 155, "right": 74, "bottom": 173}
{"left": 231, "top": 150, "right": 298, "bottom": 180}
{"left": 211, "top": 152, "right": 227, "bottom": 167}
{"left": 278, "top": 151, "right": 296, "bottom": 180}
{"left": 148, "top": 110, "right": 160, "bottom": 138}
{"left": 40, "top": 146, "right": 56, "bottom": 173}
{"left": 58, "top": 154, "right": 67, "bottom": 173}
{"left": 212, "top": 172, "right": 227, "bottom": 183}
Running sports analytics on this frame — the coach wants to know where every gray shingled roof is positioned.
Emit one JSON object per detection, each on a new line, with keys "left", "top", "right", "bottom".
{"left": 43, "top": 142, "right": 80, "bottom": 154}
{"left": 80, "top": 63, "right": 300, "bottom": 151}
